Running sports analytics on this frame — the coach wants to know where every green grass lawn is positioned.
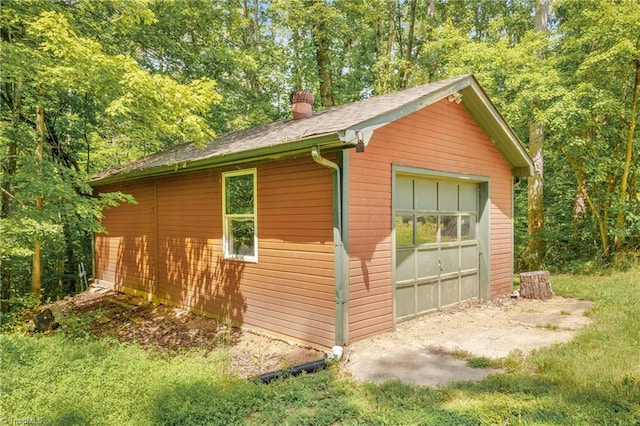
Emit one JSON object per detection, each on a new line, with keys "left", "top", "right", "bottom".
{"left": 2, "top": 268, "right": 639, "bottom": 425}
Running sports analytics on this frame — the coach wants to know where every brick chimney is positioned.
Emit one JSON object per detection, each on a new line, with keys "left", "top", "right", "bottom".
{"left": 290, "top": 90, "right": 314, "bottom": 119}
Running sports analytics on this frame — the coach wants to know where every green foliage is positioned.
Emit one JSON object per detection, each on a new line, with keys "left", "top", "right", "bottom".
{"left": 55, "top": 308, "right": 106, "bottom": 340}
{"left": 0, "top": 292, "right": 40, "bottom": 332}
{"left": 2, "top": 268, "right": 639, "bottom": 425}
{"left": 2, "top": 0, "right": 639, "bottom": 302}
{"left": 541, "top": 0, "right": 640, "bottom": 260}
{"left": 466, "top": 356, "right": 499, "bottom": 369}
{"left": 1, "top": 0, "right": 219, "bottom": 303}
{"left": 152, "top": 379, "right": 265, "bottom": 425}
{"left": 0, "top": 333, "right": 238, "bottom": 425}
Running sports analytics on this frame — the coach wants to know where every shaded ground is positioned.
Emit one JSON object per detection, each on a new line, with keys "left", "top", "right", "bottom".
{"left": 341, "top": 295, "right": 593, "bottom": 387}
{"left": 47, "top": 285, "right": 324, "bottom": 378}
{"left": 45, "top": 285, "right": 593, "bottom": 386}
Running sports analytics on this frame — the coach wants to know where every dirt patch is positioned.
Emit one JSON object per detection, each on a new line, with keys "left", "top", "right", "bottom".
{"left": 46, "top": 285, "right": 324, "bottom": 379}
{"left": 341, "top": 295, "right": 594, "bottom": 387}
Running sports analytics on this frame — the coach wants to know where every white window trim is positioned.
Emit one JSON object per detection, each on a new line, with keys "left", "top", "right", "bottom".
{"left": 222, "top": 168, "right": 258, "bottom": 262}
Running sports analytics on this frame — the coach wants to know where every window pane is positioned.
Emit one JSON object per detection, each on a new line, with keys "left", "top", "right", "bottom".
{"left": 461, "top": 215, "right": 476, "bottom": 240}
{"left": 229, "top": 219, "right": 255, "bottom": 256}
{"left": 395, "top": 214, "right": 414, "bottom": 246}
{"left": 225, "top": 174, "right": 254, "bottom": 214}
{"left": 415, "top": 180, "right": 437, "bottom": 211}
{"left": 395, "top": 176, "right": 414, "bottom": 210}
{"left": 459, "top": 183, "right": 477, "bottom": 212}
{"left": 438, "top": 181, "right": 458, "bottom": 211}
{"left": 416, "top": 215, "right": 437, "bottom": 244}
{"left": 440, "top": 215, "right": 458, "bottom": 242}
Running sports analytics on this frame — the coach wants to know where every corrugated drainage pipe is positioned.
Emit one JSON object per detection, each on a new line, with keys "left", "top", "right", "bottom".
{"left": 253, "top": 359, "right": 327, "bottom": 384}
{"left": 252, "top": 346, "right": 343, "bottom": 384}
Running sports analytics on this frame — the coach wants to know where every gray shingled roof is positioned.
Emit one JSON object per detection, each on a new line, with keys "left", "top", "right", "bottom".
{"left": 91, "top": 75, "right": 532, "bottom": 185}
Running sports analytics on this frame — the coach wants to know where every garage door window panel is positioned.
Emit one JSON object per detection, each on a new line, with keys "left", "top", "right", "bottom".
{"left": 395, "top": 214, "right": 415, "bottom": 246}
{"left": 461, "top": 215, "right": 476, "bottom": 240}
{"left": 415, "top": 180, "right": 437, "bottom": 210}
{"left": 418, "top": 248, "right": 439, "bottom": 278}
{"left": 440, "top": 215, "right": 458, "bottom": 242}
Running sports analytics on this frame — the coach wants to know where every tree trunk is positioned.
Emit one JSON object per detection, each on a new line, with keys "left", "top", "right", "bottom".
{"left": 526, "top": 121, "right": 545, "bottom": 268}
{"left": 374, "top": 1, "right": 395, "bottom": 95}
{"left": 524, "top": 0, "right": 550, "bottom": 269}
{"left": 400, "top": 0, "right": 417, "bottom": 89}
{"left": 558, "top": 142, "right": 611, "bottom": 258}
{"left": 313, "top": 20, "right": 335, "bottom": 107}
{"left": 292, "top": 27, "right": 304, "bottom": 90}
{"left": 33, "top": 105, "right": 45, "bottom": 300}
{"left": 534, "top": 0, "right": 549, "bottom": 32}
{"left": 614, "top": 58, "right": 640, "bottom": 252}
{"left": 62, "top": 217, "right": 76, "bottom": 294}
{"left": 1, "top": 80, "right": 20, "bottom": 312}
{"left": 242, "top": 0, "right": 261, "bottom": 95}
{"left": 382, "top": 3, "right": 394, "bottom": 94}
{"left": 427, "top": 0, "right": 436, "bottom": 18}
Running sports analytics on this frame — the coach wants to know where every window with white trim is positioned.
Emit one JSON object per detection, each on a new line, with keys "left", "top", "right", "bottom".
{"left": 222, "top": 169, "right": 257, "bottom": 261}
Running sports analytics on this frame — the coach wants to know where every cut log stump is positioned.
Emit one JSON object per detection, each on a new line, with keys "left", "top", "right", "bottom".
{"left": 519, "top": 270, "right": 553, "bottom": 300}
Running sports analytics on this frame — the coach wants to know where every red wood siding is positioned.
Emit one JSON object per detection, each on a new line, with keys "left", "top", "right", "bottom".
{"left": 94, "top": 156, "right": 336, "bottom": 349}
{"left": 95, "top": 181, "right": 158, "bottom": 294}
{"left": 347, "top": 99, "right": 513, "bottom": 343}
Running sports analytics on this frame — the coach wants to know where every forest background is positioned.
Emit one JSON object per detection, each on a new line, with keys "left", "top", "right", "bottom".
{"left": 1, "top": 0, "right": 638, "bottom": 307}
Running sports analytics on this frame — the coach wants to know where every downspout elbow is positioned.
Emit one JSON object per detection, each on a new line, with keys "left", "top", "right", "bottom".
{"left": 312, "top": 146, "right": 340, "bottom": 176}
{"left": 311, "top": 145, "right": 342, "bottom": 233}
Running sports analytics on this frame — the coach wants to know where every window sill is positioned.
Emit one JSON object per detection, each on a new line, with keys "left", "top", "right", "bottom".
{"left": 223, "top": 255, "right": 258, "bottom": 264}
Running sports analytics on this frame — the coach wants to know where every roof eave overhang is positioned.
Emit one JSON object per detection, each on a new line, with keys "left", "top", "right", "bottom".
{"left": 90, "top": 133, "right": 349, "bottom": 187}
{"left": 459, "top": 78, "right": 534, "bottom": 177}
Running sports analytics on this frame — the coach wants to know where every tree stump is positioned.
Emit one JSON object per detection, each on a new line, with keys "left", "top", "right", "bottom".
{"left": 33, "top": 308, "right": 55, "bottom": 332}
{"left": 519, "top": 271, "right": 553, "bottom": 300}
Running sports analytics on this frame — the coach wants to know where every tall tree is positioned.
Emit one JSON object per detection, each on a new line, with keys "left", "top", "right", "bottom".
{"left": 400, "top": 0, "right": 418, "bottom": 89}
{"left": 311, "top": 8, "right": 335, "bottom": 107}
{"left": 546, "top": 0, "right": 640, "bottom": 259}
{"left": 0, "top": 2, "right": 219, "bottom": 301}
{"left": 32, "top": 105, "right": 44, "bottom": 299}
{"left": 271, "top": 0, "right": 346, "bottom": 107}
{"left": 525, "top": 0, "right": 551, "bottom": 270}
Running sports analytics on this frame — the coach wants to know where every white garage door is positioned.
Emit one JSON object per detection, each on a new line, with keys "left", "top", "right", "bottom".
{"left": 394, "top": 175, "right": 480, "bottom": 321}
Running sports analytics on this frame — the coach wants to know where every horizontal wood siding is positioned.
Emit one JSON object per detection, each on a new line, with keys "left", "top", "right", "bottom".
{"left": 155, "top": 170, "right": 218, "bottom": 313}
{"left": 347, "top": 99, "right": 513, "bottom": 343}
{"left": 94, "top": 182, "right": 157, "bottom": 294}
{"left": 254, "top": 158, "right": 335, "bottom": 347}
{"left": 95, "top": 156, "right": 336, "bottom": 349}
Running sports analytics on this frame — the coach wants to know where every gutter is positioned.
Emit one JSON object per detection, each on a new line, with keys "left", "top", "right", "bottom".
{"left": 90, "top": 134, "right": 349, "bottom": 187}
{"left": 311, "top": 146, "right": 347, "bottom": 346}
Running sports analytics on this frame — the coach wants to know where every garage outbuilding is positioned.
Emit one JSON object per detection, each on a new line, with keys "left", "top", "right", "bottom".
{"left": 91, "top": 75, "right": 533, "bottom": 349}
